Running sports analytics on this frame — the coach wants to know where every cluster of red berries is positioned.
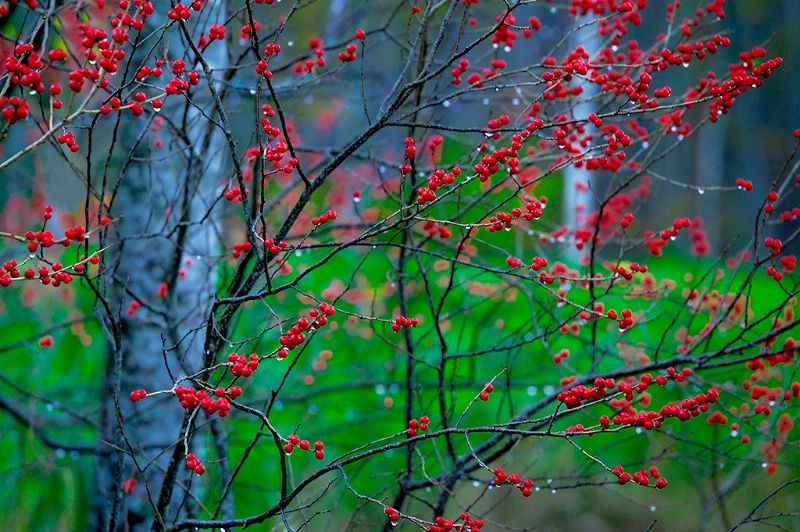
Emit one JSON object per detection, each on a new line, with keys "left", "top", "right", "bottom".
{"left": 711, "top": 51, "right": 782, "bottom": 121}
{"left": 391, "top": 315, "right": 419, "bottom": 333}
{"left": 278, "top": 304, "right": 335, "bottom": 355}
{"left": 283, "top": 435, "right": 325, "bottom": 460}
{"left": 311, "top": 209, "right": 337, "bottom": 226}
{"left": 619, "top": 212, "right": 634, "bottom": 228}
{"left": 121, "top": 477, "right": 137, "bottom": 494}
{"left": 224, "top": 186, "right": 245, "bottom": 202}
{"left": 0, "top": 260, "right": 22, "bottom": 287}
{"left": 294, "top": 43, "right": 326, "bottom": 75}
{"left": 643, "top": 217, "right": 693, "bottom": 256}
{"left": 735, "top": 178, "right": 754, "bottom": 191}
{"left": 606, "top": 386, "right": 719, "bottom": 431}
{"left": 479, "top": 383, "right": 494, "bottom": 402}
{"left": 56, "top": 126, "right": 80, "bottom": 150}
{"left": 486, "top": 205, "right": 540, "bottom": 233}
{"left": 174, "top": 386, "right": 235, "bottom": 417}
{"left": 553, "top": 348, "right": 570, "bottom": 364}
{"left": 473, "top": 144, "right": 521, "bottom": 183}
{"left": 11, "top": 263, "right": 76, "bottom": 288}
{"left": 384, "top": 506, "right": 400, "bottom": 526}
{"left": 228, "top": 352, "right": 259, "bottom": 377}
{"left": 422, "top": 220, "right": 453, "bottom": 239}
{"left": 491, "top": 467, "right": 534, "bottom": 497}
{"left": 764, "top": 189, "right": 779, "bottom": 214}
{"left": 263, "top": 238, "right": 287, "bottom": 256}
{"left": 403, "top": 137, "right": 416, "bottom": 161}
{"left": 450, "top": 58, "right": 470, "bottom": 84}
{"left": 208, "top": 24, "right": 225, "bottom": 41}
{"left": 558, "top": 381, "right": 609, "bottom": 409}
{"left": 129, "top": 389, "right": 147, "bottom": 402}
{"left": 766, "top": 265, "right": 784, "bottom": 282}
{"left": 167, "top": 1, "right": 202, "bottom": 22}
{"left": 611, "top": 262, "right": 647, "bottom": 281}
{"left": 5, "top": 41, "right": 46, "bottom": 92}
{"left": 612, "top": 465, "right": 668, "bottom": 488}
{"left": 186, "top": 453, "right": 205, "bottom": 475}
{"left": 407, "top": 415, "right": 429, "bottom": 436}
{"left": 38, "top": 335, "right": 54, "bottom": 348}
{"left": 764, "top": 236, "right": 783, "bottom": 256}
{"left": 416, "top": 168, "right": 459, "bottom": 205}
{"left": 232, "top": 241, "right": 251, "bottom": 258}
{"left": 530, "top": 257, "right": 549, "bottom": 271}
{"left": 505, "top": 256, "right": 522, "bottom": 268}
{"left": 606, "top": 308, "right": 634, "bottom": 330}
{"left": 338, "top": 43, "right": 358, "bottom": 62}
{"left": 0, "top": 95, "right": 31, "bottom": 124}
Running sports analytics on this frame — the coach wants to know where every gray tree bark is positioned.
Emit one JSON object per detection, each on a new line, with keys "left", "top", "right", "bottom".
{"left": 91, "top": 2, "right": 228, "bottom": 529}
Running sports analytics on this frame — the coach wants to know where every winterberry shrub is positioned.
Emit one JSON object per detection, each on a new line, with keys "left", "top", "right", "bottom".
{"left": 0, "top": 0, "right": 799, "bottom": 530}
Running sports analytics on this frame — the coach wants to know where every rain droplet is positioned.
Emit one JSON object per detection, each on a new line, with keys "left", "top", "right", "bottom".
{"left": 535, "top": 486, "right": 541, "bottom": 492}
{"left": 512, "top": 98, "right": 520, "bottom": 105}
{"left": 249, "top": 88, "right": 256, "bottom": 95}
{"left": 354, "top": 197, "right": 361, "bottom": 203}
{"left": 504, "top": 46, "right": 511, "bottom": 53}
{"left": 55, "top": 448, "right": 66, "bottom": 459}
{"left": 697, "top": 188, "right": 705, "bottom": 195}
{"left": 375, "top": 384, "right": 386, "bottom": 395}
{"left": 551, "top": 489, "right": 557, "bottom": 494}
{"left": 482, "top": 98, "right": 490, "bottom": 105}
{"left": 641, "top": 141, "right": 649, "bottom": 149}
{"left": 287, "top": 41, "right": 294, "bottom": 47}
{"left": 473, "top": 481, "right": 481, "bottom": 487}
{"left": 443, "top": 100, "right": 450, "bottom": 108}
{"left": 650, "top": 506, "right": 656, "bottom": 512}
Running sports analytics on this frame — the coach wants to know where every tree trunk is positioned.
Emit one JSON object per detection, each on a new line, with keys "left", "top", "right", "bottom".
{"left": 91, "top": 2, "right": 228, "bottom": 529}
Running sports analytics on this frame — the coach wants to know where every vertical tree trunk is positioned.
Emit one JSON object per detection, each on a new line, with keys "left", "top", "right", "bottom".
{"left": 91, "top": 2, "right": 228, "bottom": 529}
